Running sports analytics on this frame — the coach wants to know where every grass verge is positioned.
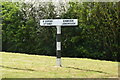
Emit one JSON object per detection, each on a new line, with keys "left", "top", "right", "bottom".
{"left": 0, "top": 52, "right": 118, "bottom": 78}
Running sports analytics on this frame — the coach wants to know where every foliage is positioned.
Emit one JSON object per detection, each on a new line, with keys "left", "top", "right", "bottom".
{"left": 2, "top": 2, "right": 57, "bottom": 55}
{"left": 61, "top": 2, "right": 119, "bottom": 61}
{"left": 1, "top": 2, "right": 119, "bottom": 61}
{"left": 2, "top": 2, "right": 23, "bottom": 51}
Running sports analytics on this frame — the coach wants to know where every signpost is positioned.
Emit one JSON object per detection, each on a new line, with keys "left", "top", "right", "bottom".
{"left": 40, "top": 19, "right": 78, "bottom": 67}
{"left": 40, "top": 19, "right": 78, "bottom": 26}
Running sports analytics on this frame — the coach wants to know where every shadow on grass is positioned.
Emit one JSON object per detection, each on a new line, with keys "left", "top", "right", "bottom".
{"left": 66, "top": 67, "right": 109, "bottom": 74}
{"left": 0, "top": 65, "right": 35, "bottom": 71}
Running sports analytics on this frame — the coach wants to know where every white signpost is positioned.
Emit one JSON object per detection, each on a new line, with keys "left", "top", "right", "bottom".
{"left": 40, "top": 19, "right": 78, "bottom": 67}
{"left": 40, "top": 19, "right": 78, "bottom": 26}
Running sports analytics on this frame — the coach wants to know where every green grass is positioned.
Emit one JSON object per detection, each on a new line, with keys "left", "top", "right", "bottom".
{"left": 0, "top": 52, "right": 118, "bottom": 78}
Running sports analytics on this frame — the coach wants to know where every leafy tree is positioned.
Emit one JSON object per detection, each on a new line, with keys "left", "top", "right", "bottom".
{"left": 2, "top": 2, "right": 58, "bottom": 55}
{"left": 2, "top": 1, "right": 119, "bottom": 61}
{"left": 62, "top": 2, "right": 119, "bottom": 61}
{"left": 2, "top": 2, "right": 23, "bottom": 51}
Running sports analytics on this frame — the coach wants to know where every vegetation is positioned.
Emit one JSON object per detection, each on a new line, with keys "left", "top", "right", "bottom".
{"left": 1, "top": 52, "right": 118, "bottom": 78}
{"left": 1, "top": 2, "right": 119, "bottom": 61}
{"left": 61, "top": 2, "right": 119, "bottom": 61}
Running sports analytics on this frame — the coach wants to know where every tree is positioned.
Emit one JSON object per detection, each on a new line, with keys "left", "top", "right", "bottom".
{"left": 2, "top": 1, "right": 119, "bottom": 61}
{"left": 61, "top": 2, "right": 119, "bottom": 61}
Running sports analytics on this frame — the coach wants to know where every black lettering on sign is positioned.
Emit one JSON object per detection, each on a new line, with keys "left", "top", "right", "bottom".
{"left": 44, "top": 23, "right": 52, "bottom": 25}
{"left": 63, "top": 23, "right": 75, "bottom": 24}
{"left": 45, "top": 20, "right": 53, "bottom": 22}
{"left": 63, "top": 20, "right": 74, "bottom": 22}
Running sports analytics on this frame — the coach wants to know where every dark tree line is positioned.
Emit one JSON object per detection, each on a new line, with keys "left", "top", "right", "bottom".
{"left": 1, "top": 2, "right": 119, "bottom": 61}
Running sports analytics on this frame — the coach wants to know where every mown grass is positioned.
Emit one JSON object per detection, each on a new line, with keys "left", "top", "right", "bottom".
{"left": 0, "top": 52, "right": 118, "bottom": 78}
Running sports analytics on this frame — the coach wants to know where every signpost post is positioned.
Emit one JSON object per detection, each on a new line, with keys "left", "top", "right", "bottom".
{"left": 40, "top": 19, "right": 78, "bottom": 67}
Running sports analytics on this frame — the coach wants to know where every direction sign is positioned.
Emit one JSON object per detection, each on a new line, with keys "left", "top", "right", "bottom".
{"left": 40, "top": 19, "right": 78, "bottom": 26}
{"left": 40, "top": 18, "right": 78, "bottom": 67}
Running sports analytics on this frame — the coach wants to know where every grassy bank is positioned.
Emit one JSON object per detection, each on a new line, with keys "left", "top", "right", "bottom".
{"left": 0, "top": 52, "right": 118, "bottom": 78}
